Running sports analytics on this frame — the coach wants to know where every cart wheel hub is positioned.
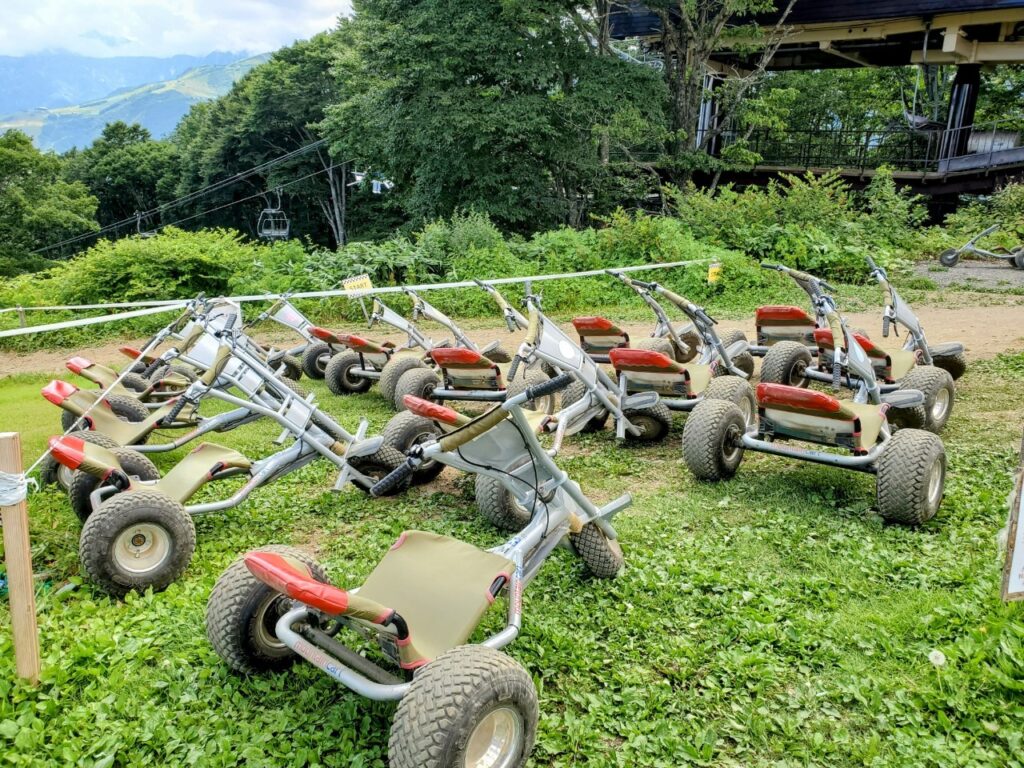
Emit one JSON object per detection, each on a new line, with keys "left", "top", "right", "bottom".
{"left": 927, "top": 460, "right": 944, "bottom": 509}
{"left": 465, "top": 705, "right": 524, "bottom": 768}
{"left": 113, "top": 523, "right": 172, "bottom": 574}
{"left": 932, "top": 389, "right": 950, "bottom": 421}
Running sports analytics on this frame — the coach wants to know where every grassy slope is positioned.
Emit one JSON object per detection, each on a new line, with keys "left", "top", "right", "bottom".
{"left": 1, "top": 351, "right": 1023, "bottom": 766}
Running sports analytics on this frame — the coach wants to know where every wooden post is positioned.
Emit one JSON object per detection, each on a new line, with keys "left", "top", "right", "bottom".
{"left": 0, "top": 433, "right": 40, "bottom": 683}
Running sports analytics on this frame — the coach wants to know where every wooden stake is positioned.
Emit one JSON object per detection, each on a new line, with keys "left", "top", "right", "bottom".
{"left": 0, "top": 433, "right": 40, "bottom": 683}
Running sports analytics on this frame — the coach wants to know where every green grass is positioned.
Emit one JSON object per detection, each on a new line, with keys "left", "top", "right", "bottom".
{"left": 1, "top": 350, "right": 1024, "bottom": 767}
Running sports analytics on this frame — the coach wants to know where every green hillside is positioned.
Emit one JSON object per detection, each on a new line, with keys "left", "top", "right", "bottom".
{"left": 0, "top": 54, "right": 270, "bottom": 151}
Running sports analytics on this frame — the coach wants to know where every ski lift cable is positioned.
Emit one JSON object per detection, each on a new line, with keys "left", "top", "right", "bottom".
{"left": 32, "top": 138, "right": 330, "bottom": 254}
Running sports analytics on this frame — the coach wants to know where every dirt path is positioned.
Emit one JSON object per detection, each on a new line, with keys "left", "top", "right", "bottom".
{"left": 2, "top": 301, "right": 1021, "bottom": 379}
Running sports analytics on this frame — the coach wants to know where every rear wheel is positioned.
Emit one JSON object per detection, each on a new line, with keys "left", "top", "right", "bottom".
{"left": 682, "top": 399, "right": 746, "bottom": 481}
{"left": 389, "top": 645, "right": 538, "bottom": 768}
{"left": 474, "top": 475, "right": 532, "bottom": 531}
{"left": 68, "top": 447, "right": 160, "bottom": 522}
{"left": 931, "top": 351, "right": 967, "bottom": 381}
{"left": 39, "top": 430, "right": 119, "bottom": 489}
{"left": 621, "top": 402, "right": 672, "bottom": 444}
{"left": 939, "top": 248, "right": 960, "bottom": 267}
{"left": 393, "top": 368, "right": 442, "bottom": 411}
{"left": 876, "top": 429, "right": 946, "bottom": 525}
{"left": 715, "top": 329, "right": 755, "bottom": 379}
{"left": 325, "top": 350, "right": 373, "bottom": 395}
{"left": 1013, "top": 247, "right": 1024, "bottom": 270}
{"left": 560, "top": 381, "right": 608, "bottom": 433}
{"left": 382, "top": 411, "right": 445, "bottom": 485}
{"left": 504, "top": 369, "right": 555, "bottom": 414}
{"left": 899, "top": 366, "right": 955, "bottom": 433}
{"left": 569, "top": 522, "right": 624, "bottom": 578}
{"left": 701, "top": 376, "right": 756, "bottom": 427}
{"left": 79, "top": 490, "right": 195, "bottom": 597}
{"left": 206, "top": 545, "right": 329, "bottom": 673}
{"left": 759, "top": 341, "right": 811, "bottom": 387}
{"left": 633, "top": 337, "right": 674, "bottom": 358}
{"left": 301, "top": 341, "right": 333, "bottom": 379}
{"left": 119, "top": 372, "right": 151, "bottom": 393}
{"left": 379, "top": 355, "right": 427, "bottom": 404}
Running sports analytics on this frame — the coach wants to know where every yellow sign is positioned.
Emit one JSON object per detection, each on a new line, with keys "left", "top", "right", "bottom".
{"left": 707, "top": 262, "right": 722, "bottom": 283}
{"left": 342, "top": 274, "right": 374, "bottom": 298}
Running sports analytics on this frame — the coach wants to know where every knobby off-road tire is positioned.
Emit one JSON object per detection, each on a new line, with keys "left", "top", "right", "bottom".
{"left": 280, "top": 355, "right": 302, "bottom": 381}
{"left": 560, "top": 381, "right": 609, "bottom": 433}
{"left": 68, "top": 447, "right": 160, "bottom": 522}
{"left": 938, "top": 248, "right": 960, "bottom": 268}
{"left": 632, "top": 337, "right": 674, "bottom": 358}
{"left": 485, "top": 343, "right": 512, "bottom": 364}
{"left": 682, "top": 399, "right": 746, "bottom": 481}
{"left": 759, "top": 341, "right": 811, "bottom": 387}
{"left": 474, "top": 475, "right": 532, "bottom": 531}
{"left": 275, "top": 376, "right": 308, "bottom": 400}
{"left": 169, "top": 364, "right": 198, "bottom": 382}
{"left": 505, "top": 368, "right": 555, "bottom": 414}
{"left": 206, "top": 545, "right": 329, "bottom": 673}
{"left": 379, "top": 355, "right": 427, "bottom": 404}
{"left": 347, "top": 444, "right": 411, "bottom": 495}
{"left": 393, "top": 368, "right": 442, "bottom": 411}
{"left": 39, "top": 430, "right": 119, "bottom": 490}
{"left": 569, "top": 522, "right": 624, "bottom": 578}
{"left": 382, "top": 411, "right": 445, "bottom": 485}
{"left": 119, "top": 372, "right": 151, "bottom": 393}
{"left": 875, "top": 428, "right": 946, "bottom": 525}
{"left": 715, "top": 329, "right": 756, "bottom": 379}
{"left": 301, "top": 341, "right": 333, "bottom": 379}
{"left": 931, "top": 351, "right": 967, "bottom": 381}
{"left": 61, "top": 394, "right": 152, "bottom": 442}
{"left": 325, "top": 350, "right": 374, "bottom": 396}
{"left": 896, "top": 366, "right": 955, "bottom": 434}
{"left": 701, "top": 376, "right": 757, "bottom": 427}
{"left": 79, "top": 490, "right": 195, "bottom": 598}
{"left": 622, "top": 402, "right": 672, "bottom": 444}
{"left": 1013, "top": 247, "right": 1024, "bottom": 270}
{"left": 389, "top": 645, "right": 538, "bottom": 768}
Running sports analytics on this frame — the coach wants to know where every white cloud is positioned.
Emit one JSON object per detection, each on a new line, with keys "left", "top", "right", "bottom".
{"left": 0, "top": 0, "right": 351, "bottom": 57}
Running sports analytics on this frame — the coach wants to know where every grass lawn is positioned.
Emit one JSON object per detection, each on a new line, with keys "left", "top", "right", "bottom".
{"left": 1, "top": 333, "right": 1023, "bottom": 766}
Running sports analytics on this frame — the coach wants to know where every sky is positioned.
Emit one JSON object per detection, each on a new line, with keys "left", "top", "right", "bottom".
{"left": 0, "top": 0, "right": 352, "bottom": 58}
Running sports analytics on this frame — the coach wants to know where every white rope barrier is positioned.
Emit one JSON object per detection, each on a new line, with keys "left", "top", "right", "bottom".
{"left": 0, "top": 259, "right": 708, "bottom": 339}
{"left": 0, "top": 470, "right": 30, "bottom": 507}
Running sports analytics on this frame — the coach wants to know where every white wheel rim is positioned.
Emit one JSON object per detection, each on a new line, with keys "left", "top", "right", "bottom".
{"left": 464, "top": 706, "right": 524, "bottom": 768}
{"left": 737, "top": 398, "right": 753, "bottom": 426}
{"left": 927, "top": 460, "right": 944, "bottom": 510}
{"left": 113, "top": 523, "right": 172, "bottom": 574}
{"left": 254, "top": 592, "right": 287, "bottom": 652}
{"left": 57, "top": 464, "right": 74, "bottom": 489}
{"left": 722, "top": 424, "right": 742, "bottom": 462}
{"left": 931, "top": 388, "right": 950, "bottom": 422}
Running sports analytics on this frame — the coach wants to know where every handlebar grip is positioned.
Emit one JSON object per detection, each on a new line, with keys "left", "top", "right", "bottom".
{"left": 865, "top": 255, "right": 878, "bottom": 270}
{"left": 760, "top": 263, "right": 783, "bottom": 271}
{"left": 370, "top": 458, "right": 416, "bottom": 497}
{"left": 832, "top": 360, "right": 842, "bottom": 390}
{"left": 160, "top": 395, "right": 191, "bottom": 426}
{"left": 882, "top": 315, "right": 890, "bottom": 338}
{"left": 507, "top": 355, "right": 521, "bottom": 383}
{"left": 525, "top": 372, "right": 574, "bottom": 401}
{"left": 141, "top": 358, "right": 166, "bottom": 379}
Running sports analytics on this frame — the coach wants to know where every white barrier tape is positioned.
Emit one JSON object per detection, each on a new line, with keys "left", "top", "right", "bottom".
{"left": 0, "top": 260, "right": 709, "bottom": 330}
{"left": 0, "top": 471, "right": 33, "bottom": 507}
{"left": 0, "top": 302, "right": 187, "bottom": 340}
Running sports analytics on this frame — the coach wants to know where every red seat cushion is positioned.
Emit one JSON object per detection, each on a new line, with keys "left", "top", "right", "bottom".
{"left": 756, "top": 383, "right": 842, "bottom": 414}
{"left": 813, "top": 328, "right": 880, "bottom": 355}
{"left": 572, "top": 316, "right": 615, "bottom": 332}
{"left": 309, "top": 326, "right": 345, "bottom": 344}
{"left": 403, "top": 396, "right": 461, "bottom": 425}
{"left": 244, "top": 551, "right": 350, "bottom": 616}
{"left": 756, "top": 305, "right": 813, "bottom": 323}
{"left": 65, "top": 356, "right": 94, "bottom": 374}
{"left": 119, "top": 346, "right": 142, "bottom": 359}
{"left": 609, "top": 348, "right": 675, "bottom": 370}
{"left": 48, "top": 435, "right": 87, "bottom": 470}
{"left": 431, "top": 348, "right": 484, "bottom": 366}
{"left": 41, "top": 380, "right": 78, "bottom": 405}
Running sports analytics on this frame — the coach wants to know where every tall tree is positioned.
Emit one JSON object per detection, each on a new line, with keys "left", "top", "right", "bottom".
{"left": 0, "top": 130, "right": 98, "bottom": 275}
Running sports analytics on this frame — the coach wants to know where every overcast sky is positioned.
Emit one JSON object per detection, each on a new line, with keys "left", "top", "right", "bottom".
{"left": 0, "top": 0, "right": 352, "bottom": 58}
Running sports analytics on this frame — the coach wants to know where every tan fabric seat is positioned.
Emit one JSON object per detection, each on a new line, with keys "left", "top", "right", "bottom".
{"left": 813, "top": 329, "right": 917, "bottom": 384}
{"left": 756, "top": 383, "right": 884, "bottom": 452}
{"left": 609, "top": 348, "right": 713, "bottom": 398}
{"left": 154, "top": 443, "right": 251, "bottom": 503}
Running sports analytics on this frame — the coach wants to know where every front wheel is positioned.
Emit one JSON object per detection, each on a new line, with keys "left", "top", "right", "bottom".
{"left": 474, "top": 475, "right": 532, "bottom": 531}
{"left": 206, "top": 545, "right": 329, "bottom": 673}
{"left": 876, "top": 429, "right": 946, "bottom": 525}
{"left": 621, "top": 402, "right": 672, "bottom": 444}
{"left": 393, "top": 368, "right": 442, "bottom": 411}
{"left": 382, "top": 411, "right": 445, "bottom": 485}
{"left": 301, "top": 341, "right": 333, "bottom": 379}
{"left": 931, "top": 351, "right": 967, "bottom": 381}
{"left": 389, "top": 645, "right": 538, "bottom": 768}
{"left": 560, "top": 381, "right": 608, "bottom": 433}
{"left": 569, "top": 522, "right": 624, "bottom": 578}
{"left": 348, "top": 445, "right": 411, "bottom": 495}
{"left": 78, "top": 490, "right": 196, "bottom": 598}
{"left": 504, "top": 369, "right": 555, "bottom": 414}
{"left": 939, "top": 248, "right": 960, "bottom": 267}
{"left": 682, "top": 399, "right": 746, "bottom": 481}
{"left": 715, "top": 329, "right": 755, "bottom": 379}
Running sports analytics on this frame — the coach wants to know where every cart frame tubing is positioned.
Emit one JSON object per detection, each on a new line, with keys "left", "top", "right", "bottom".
{"left": 404, "top": 288, "right": 476, "bottom": 351}
{"left": 369, "top": 298, "right": 433, "bottom": 352}
{"left": 270, "top": 390, "right": 629, "bottom": 703}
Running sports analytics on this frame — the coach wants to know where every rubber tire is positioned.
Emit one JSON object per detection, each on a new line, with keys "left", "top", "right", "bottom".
{"left": 169, "top": 364, "right": 198, "bottom": 382}
{"left": 206, "top": 545, "right": 329, "bottom": 673}
{"left": 275, "top": 376, "right": 308, "bottom": 400}
{"left": 621, "top": 402, "right": 672, "bottom": 444}
{"left": 701, "top": 376, "right": 756, "bottom": 426}
{"left": 759, "top": 341, "right": 811, "bottom": 387}
{"left": 931, "top": 351, "right": 967, "bottom": 381}
{"left": 899, "top": 366, "right": 955, "bottom": 434}
{"left": 1013, "top": 248, "right": 1024, "bottom": 270}
{"left": 393, "top": 368, "right": 442, "bottom": 411}
{"left": 379, "top": 356, "right": 427, "bottom": 404}
{"left": 348, "top": 445, "right": 411, "bottom": 495}
{"left": 560, "top": 381, "right": 609, "bottom": 433}
{"left": 485, "top": 343, "right": 512, "bottom": 364}
{"left": 389, "top": 645, "right": 538, "bottom": 768}
{"left": 382, "top": 411, "right": 445, "bottom": 485}
{"left": 39, "top": 430, "right": 119, "bottom": 489}
{"left": 474, "top": 475, "right": 532, "bottom": 531}
{"left": 633, "top": 337, "right": 674, "bottom": 358}
{"left": 325, "top": 350, "right": 373, "bottom": 395}
{"left": 61, "top": 393, "right": 151, "bottom": 439}
{"left": 715, "top": 329, "right": 755, "bottom": 379}
{"left": 301, "top": 341, "right": 333, "bottom": 379}
{"left": 682, "top": 399, "right": 746, "bottom": 482}
{"left": 68, "top": 447, "right": 160, "bottom": 522}
{"left": 280, "top": 355, "right": 302, "bottom": 381}
{"left": 876, "top": 428, "right": 946, "bottom": 525}
{"left": 569, "top": 522, "right": 624, "bottom": 578}
{"left": 119, "top": 372, "right": 151, "bottom": 393}
{"left": 505, "top": 369, "right": 555, "bottom": 414}
{"left": 939, "top": 248, "right": 960, "bottom": 267}
{"left": 78, "top": 490, "right": 196, "bottom": 598}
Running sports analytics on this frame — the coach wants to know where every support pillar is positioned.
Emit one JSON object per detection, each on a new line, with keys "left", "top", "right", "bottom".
{"left": 940, "top": 64, "right": 981, "bottom": 164}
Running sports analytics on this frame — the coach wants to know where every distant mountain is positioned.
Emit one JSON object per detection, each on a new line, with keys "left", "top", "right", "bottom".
{"left": 0, "top": 54, "right": 271, "bottom": 152}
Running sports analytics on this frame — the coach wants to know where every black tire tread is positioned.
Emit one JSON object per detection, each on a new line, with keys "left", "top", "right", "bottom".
{"left": 682, "top": 398, "right": 745, "bottom": 481}
{"left": 569, "top": 523, "right": 624, "bottom": 578}
{"left": 474, "top": 475, "right": 531, "bottom": 531}
{"left": 876, "top": 428, "right": 945, "bottom": 525}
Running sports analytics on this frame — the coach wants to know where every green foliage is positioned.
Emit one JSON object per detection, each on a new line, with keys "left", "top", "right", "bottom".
{"left": 0, "top": 130, "right": 99, "bottom": 276}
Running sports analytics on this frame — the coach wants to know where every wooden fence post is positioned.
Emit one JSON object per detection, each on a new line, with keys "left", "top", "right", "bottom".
{"left": 1, "top": 433, "right": 40, "bottom": 684}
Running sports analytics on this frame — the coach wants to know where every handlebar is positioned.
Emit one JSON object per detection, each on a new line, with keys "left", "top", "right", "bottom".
{"left": 370, "top": 457, "right": 417, "bottom": 497}
{"left": 523, "top": 372, "right": 573, "bottom": 402}
{"left": 507, "top": 355, "right": 521, "bottom": 382}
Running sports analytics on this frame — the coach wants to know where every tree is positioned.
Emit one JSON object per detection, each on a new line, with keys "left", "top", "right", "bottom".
{"left": 0, "top": 130, "right": 98, "bottom": 275}
{"left": 323, "top": 0, "right": 668, "bottom": 231}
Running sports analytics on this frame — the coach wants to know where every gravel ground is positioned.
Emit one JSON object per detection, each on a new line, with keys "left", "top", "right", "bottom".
{"left": 915, "top": 258, "right": 1024, "bottom": 290}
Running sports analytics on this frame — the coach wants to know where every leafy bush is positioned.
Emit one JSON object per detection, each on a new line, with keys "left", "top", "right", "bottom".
{"left": 923, "top": 183, "right": 1024, "bottom": 256}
